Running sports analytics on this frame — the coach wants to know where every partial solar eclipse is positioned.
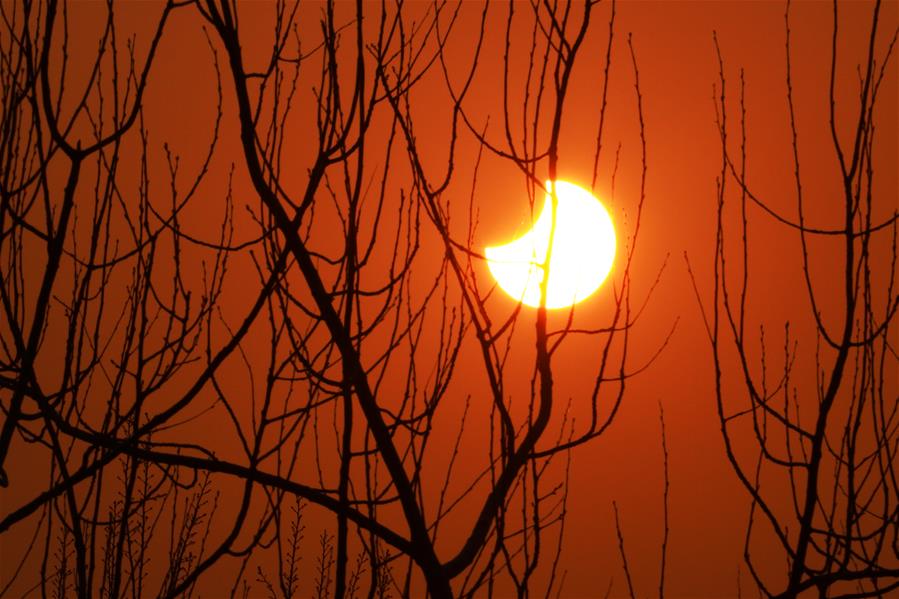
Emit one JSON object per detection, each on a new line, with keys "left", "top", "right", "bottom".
{"left": 486, "top": 180, "right": 616, "bottom": 309}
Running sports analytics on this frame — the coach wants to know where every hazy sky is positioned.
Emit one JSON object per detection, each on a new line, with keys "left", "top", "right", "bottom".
{"left": 2, "top": 1, "right": 896, "bottom": 597}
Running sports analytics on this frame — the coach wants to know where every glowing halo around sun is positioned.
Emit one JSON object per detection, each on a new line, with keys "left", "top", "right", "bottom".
{"left": 485, "top": 180, "right": 616, "bottom": 309}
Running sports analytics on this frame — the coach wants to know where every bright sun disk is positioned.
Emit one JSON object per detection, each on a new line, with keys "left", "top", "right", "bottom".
{"left": 485, "top": 180, "right": 616, "bottom": 309}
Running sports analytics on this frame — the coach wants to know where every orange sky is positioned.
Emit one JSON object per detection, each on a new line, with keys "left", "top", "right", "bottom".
{"left": 2, "top": 1, "right": 896, "bottom": 597}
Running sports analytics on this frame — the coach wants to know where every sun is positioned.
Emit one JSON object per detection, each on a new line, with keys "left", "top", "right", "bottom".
{"left": 485, "top": 180, "right": 616, "bottom": 309}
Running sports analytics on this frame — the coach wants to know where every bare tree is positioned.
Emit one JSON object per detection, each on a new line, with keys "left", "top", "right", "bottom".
{"left": 695, "top": 0, "right": 899, "bottom": 596}
{"left": 1, "top": 1, "right": 658, "bottom": 597}
{"left": 1, "top": 2, "right": 233, "bottom": 597}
